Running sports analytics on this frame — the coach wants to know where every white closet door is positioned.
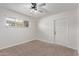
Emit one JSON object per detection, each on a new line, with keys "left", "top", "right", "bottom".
{"left": 55, "top": 19, "right": 69, "bottom": 47}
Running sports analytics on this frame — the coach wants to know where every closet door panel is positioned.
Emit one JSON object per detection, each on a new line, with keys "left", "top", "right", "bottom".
{"left": 55, "top": 19, "right": 69, "bottom": 47}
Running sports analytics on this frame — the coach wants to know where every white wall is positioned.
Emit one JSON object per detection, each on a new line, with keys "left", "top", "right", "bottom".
{"left": 37, "top": 9, "right": 78, "bottom": 49}
{"left": 0, "top": 6, "right": 78, "bottom": 50}
{"left": 77, "top": 6, "right": 79, "bottom": 53}
{"left": 0, "top": 8, "right": 36, "bottom": 49}
{"left": 37, "top": 16, "right": 54, "bottom": 43}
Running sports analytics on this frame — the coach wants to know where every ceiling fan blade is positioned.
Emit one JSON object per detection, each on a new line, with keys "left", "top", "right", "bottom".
{"left": 38, "top": 8, "right": 47, "bottom": 13}
{"left": 38, "top": 3, "right": 46, "bottom": 7}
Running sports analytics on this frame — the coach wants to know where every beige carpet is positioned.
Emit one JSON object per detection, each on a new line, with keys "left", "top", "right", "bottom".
{"left": 0, "top": 40, "right": 78, "bottom": 56}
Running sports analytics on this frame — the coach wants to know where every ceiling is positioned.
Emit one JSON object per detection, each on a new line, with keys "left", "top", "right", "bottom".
{"left": 0, "top": 3, "right": 78, "bottom": 19}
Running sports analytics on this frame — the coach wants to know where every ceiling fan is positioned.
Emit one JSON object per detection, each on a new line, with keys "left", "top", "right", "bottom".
{"left": 30, "top": 3, "right": 47, "bottom": 13}
{"left": 31, "top": 3, "right": 37, "bottom": 10}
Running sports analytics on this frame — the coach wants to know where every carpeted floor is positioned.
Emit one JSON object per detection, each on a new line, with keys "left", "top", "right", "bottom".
{"left": 0, "top": 40, "right": 78, "bottom": 56}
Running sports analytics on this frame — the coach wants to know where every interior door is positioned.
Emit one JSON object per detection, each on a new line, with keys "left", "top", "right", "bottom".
{"left": 55, "top": 19, "right": 69, "bottom": 47}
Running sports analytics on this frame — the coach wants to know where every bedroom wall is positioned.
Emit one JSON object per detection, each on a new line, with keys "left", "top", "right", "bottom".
{"left": 0, "top": 6, "right": 78, "bottom": 50}
{"left": 77, "top": 6, "right": 79, "bottom": 53}
{"left": 37, "top": 9, "right": 78, "bottom": 49}
{"left": 0, "top": 8, "right": 36, "bottom": 50}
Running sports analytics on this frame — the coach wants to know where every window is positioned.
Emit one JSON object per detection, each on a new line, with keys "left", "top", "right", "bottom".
{"left": 6, "top": 17, "right": 29, "bottom": 28}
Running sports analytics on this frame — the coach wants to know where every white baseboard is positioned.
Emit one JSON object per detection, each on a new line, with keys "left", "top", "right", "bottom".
{"left": 0, "top": 39, "right": 34, "bottom": 50}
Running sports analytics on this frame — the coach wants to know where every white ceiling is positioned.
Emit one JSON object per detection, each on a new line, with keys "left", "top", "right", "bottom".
{"left": 0, "top": 3, "right": 78, "bottom": 19}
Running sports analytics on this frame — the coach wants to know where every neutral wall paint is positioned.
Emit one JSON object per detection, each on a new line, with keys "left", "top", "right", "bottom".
{"left": 78, "top": 6, "right": 79, "bottom": 53}
{"left": 0, "top": 8, "right": 36, "bottom": 50}
{"left": 37, "top": 9, "right": 78, "bottom": 49}
{"left": 0, "top": 7, "right": 78, "bottom": 50}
